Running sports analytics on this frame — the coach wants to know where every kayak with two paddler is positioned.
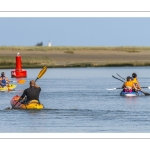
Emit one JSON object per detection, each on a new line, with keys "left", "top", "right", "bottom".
{"left": 111, "top": 74, "right": 150, "bottom": 96}
{"left": 11, "top": 95, "right": 44, "bottom": 109}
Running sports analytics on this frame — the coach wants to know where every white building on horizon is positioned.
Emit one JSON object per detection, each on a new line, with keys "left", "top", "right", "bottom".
{"left": 48, "top": 41, "right": 51, "bottom": 47}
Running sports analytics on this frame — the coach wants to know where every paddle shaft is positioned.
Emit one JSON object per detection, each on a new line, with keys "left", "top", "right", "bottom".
{"left": 141, "top": 87, "right": 150, "bottom": 88}
{"left": 140, "top": 90, "right": 150, "bottom": 95}
{"left": 10, "top": 79, "right": 26, "bottom": 84}
{"left": 106, "top": 87, "right": 122, "bottom": 90}
{"left": 116, "top": 73, "right": 125, "bottom": 80}
{"left": 112, "top": 75, "right": 124, "bottom": 83}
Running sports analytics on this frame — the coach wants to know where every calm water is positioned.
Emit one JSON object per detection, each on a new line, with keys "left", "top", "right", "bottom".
{"left": 1, "top": 67, "right": 150, "bottom": 133}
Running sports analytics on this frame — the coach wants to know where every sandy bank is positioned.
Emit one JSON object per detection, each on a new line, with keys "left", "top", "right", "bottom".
{"left": 0, "top": 46, "right": 150, "bottom": 68}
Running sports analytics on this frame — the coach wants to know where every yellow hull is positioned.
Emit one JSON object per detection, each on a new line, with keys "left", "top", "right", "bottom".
{"left": 20, "top": 100, "right": 44, "bottom": 109}
{"left": 11, "top": 95, "right": 44, "bottom": 109}
{"left": 0, "top": 84, "right": 17, "bottom": 91}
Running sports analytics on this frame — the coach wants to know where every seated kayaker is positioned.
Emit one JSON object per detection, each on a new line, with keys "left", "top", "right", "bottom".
{"left": 122, "top": 76, "right": 138, "bottom": 92}
{"left": 132, "top": 73, "right": 142, "bottom": 91}
{"left": 18, "top": 80, "right": 41, "bottom": 104}
{"left": 0, "top": 72, "right": 10, "bottom": 87}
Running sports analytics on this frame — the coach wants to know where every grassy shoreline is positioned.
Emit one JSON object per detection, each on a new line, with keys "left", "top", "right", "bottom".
{"left": 1, "top": 46, "right": 150, "bottom": 68}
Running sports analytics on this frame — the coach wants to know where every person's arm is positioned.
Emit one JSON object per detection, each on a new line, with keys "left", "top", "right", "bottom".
{"left": 34, "top": 83, "right": 40, "bottom": 88}
{"left": 137, "top": 80, "right": 142, "bottom": 90}
{"left": 18, "top": 89, "right": 26, "bottom": 101}
{"left": 6, "top": 77, "right": 10, "bottom": 83}
{"left": 133, "top": 83, "right": 138, "bottom": 91}
{"left": 39, "top": 87, "right": 41, "bottom": 92}
{"left": 122, "top": 83, "right": 125, "bottom": 89}
{"left": 35, "top": 85, "right": 40, "bottom": 88}
{"left": 0, "top": 78, "right": 2, "bottom": 85}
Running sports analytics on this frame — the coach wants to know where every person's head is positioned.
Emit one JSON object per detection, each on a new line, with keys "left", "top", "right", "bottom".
{"left": 127, "top": 76, "right": 131, "bottom": 81}
{"left": 1, "top": 72, "right": 5, "bottom": 77}
{"left": 132, "top": 73, "right": 137, "bottom": 78}
{"left": 30, "top": 80, "right": 36, "bottom": 87}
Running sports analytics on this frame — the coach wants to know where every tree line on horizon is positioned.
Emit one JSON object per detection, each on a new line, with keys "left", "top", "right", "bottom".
{"left": 36, "top": 42, "right": 43, "bottom": 46}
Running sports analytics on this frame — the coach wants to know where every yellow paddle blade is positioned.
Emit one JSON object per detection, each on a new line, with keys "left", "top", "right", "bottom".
{"left": 17, "top": 79, "right": 26, "bottom": 84}
{"left": 37, "top": 66, "right": 47, "bottom": 79}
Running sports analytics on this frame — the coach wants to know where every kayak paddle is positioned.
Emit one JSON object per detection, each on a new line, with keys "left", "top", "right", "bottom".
{"left": 112, "top": 75, "right": 124, "bottom": 83}
{"left": 107, "top": 88, "right": 150, "bottom": 95}
{"left": 116, "top": 73, "right": 125, "bottom": 80}
{"left": 35, "top": 66, "right": 47, "bottom": 82}
{"left": 107, "top": 87, "right": 150, "bottom": 90}
{"left": 139, "top": 90, "right": 150, "bottom": 96}
{"left": 12, "top": 66, "right": 47, "bottom": 109}
{"left": 10, "top": 79, "right": 26, "bottom": 84}
{"left": 141, "top": 87, "right": 150, "bottom": 89}
{"left": 106, "top": 88, "right": 122, "bottom": 90}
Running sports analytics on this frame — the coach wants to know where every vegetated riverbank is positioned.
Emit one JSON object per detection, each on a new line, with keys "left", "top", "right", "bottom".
{"left": 1, "top": 46, "right": 150, "bottom": 68}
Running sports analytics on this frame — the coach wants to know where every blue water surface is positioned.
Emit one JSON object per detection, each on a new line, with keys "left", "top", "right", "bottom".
{"left": 1, "top": 67, "right": 150, "bottom": 133}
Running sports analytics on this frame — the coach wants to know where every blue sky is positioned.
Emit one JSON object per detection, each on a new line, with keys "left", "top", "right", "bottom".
{"left": 1, "top": 17, "right": 150, "bottom": 47}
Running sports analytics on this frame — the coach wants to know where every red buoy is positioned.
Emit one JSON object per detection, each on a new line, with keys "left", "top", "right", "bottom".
{"left": 11, "top": 52, "right": 27, "bottom": 78}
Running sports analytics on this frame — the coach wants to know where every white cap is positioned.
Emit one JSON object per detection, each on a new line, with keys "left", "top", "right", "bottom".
{"left": 17, "top": 52, "right": 20, "bottom": 55}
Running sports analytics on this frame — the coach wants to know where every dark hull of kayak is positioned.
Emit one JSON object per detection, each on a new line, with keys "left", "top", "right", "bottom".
{"left": 120, "top": 91, "right": 143, "bottom": 97}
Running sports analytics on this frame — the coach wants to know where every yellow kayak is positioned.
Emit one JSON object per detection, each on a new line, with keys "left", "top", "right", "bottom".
{"left": 11, "top": 95, "right": 44, "bottom": 109}
{"left": 0, "top": 84, "right": 17, "bottom": 91}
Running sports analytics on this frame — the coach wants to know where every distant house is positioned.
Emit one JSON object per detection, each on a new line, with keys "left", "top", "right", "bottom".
{"left": 48, "top": 41, "right": 51, "bottom": 47}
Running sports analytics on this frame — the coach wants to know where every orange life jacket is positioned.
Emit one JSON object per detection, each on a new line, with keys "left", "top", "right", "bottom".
{"left": 124, "top": 81, "right": 133, "bottom": 88}
{"left": 132, "top": 78, "right": 138, "bottom": 84}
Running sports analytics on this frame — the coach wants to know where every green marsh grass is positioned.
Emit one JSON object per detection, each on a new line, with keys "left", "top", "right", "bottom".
{"left": 0, "top": 46, "right": 150, "bottom": 52}
{"left": 1, "top": 46, "right": 150, "bottom": 68}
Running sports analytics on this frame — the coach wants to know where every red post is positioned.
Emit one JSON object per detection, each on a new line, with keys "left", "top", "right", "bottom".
{"left": 11, "top": 52, "right": 27, "bottom": 78}
{"left": 16, "top": 52, "right": 22, "bottom": 71}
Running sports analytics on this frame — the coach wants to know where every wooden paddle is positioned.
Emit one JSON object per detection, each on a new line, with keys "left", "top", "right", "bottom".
{"left": 12, "top": 66, "right": 47, "bottom": 109}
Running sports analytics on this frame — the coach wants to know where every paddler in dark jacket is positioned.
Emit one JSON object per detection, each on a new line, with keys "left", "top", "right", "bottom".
{"left": 122, "top": 76, "right": 137, "bottom": 92}
{"left": 18, "top": 80, "right": 41, "bottom": 104}
{"left": 132, "top": 73, "right": 142, "bottom": 91}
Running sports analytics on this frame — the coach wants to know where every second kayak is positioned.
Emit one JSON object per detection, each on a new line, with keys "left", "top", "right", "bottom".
{"left": 120, "top": 91, "right": 143, "bottom": 97}
{"left": 0, "top": 84, "right": 17, "bottom": 92}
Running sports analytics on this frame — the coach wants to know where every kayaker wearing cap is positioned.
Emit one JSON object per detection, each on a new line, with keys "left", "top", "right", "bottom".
{"left": 122, "top": 76, "right": 137, "bottom": 92}
{"left": 18, "top": 80, "right": 41, "bottom": 104}
{"left": 132, "top": 73, "right": 142, "bottom": 91}
{"left": 0, "top": 72, "right": 10, "bottom": 87}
